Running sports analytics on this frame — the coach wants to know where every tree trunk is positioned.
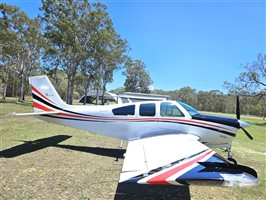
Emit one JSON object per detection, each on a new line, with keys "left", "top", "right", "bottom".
{"left": 12, "top": 80, "right": 15, "bottom": 97}
{"left": 2, "top": 83, "right": 7, "bottom": 100}
{"left": 96, "top": 88, "right": 99, "bottom": 105}
{"left": 18, "top": 75, "right": 24, "bottom": 102}
{"left": 66, "top": 71, "right": 76, "bottom": 105}
{"left": 66, "top": 76, "right": 71, "bottom": 104}
{"left": 66, "top": 62, "right": 78, "bottom": 105}
{"left": 83, "top": 79, "right": 90, "bottom": 105}
{"left": 66, "top": 76, "right": 74, "bottom": 105}
{"left": 1, "top": 74, "right": 8, "bottom": 100}
{"left": 102, "top": 83, "right": 106, "bottom": 105}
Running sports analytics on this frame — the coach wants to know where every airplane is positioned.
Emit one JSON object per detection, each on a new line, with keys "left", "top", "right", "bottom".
{"left": 14, "top": 75, "right": 258, "bottom": 187}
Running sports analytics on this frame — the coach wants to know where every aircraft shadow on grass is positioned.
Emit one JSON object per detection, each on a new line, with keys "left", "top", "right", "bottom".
{"left": 0, "top": 135, "right": 125, "bottom": 159}
{"left": 0, "top": 135, "right": 191, "bottom": 200}
{"left": 0, "top": 135, "right": 72, "bottom": 158}
{"left": 56, "top": 144, "right": 125, "bottom": 159}
{"left": 114, "top": 183, "right": 190, "bottom": 200}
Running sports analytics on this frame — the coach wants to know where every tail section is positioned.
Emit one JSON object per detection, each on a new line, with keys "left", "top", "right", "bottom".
{"left": 29, "top": 76, "right": 67, "bottom": 113}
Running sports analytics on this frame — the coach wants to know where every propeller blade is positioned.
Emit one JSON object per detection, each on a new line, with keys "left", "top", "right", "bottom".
{"left": 236, "top": 95, "right": 240, "bottom": 120}
{"left": 240, "top": 127, "right": 253, "bottom": 140}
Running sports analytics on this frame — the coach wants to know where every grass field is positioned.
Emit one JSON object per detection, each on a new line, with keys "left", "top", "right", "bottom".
{"left": 0, "top": 98, "right": 265, "bottom": 200}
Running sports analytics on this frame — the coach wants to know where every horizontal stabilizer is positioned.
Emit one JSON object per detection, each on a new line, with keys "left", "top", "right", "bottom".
{"left": 11, "top": 111, "right": 59, "bottom": 117}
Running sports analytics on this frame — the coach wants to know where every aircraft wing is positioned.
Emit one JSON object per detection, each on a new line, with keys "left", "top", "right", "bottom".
{"left": 119, "top": 134, "right": 257, "bottom": 187}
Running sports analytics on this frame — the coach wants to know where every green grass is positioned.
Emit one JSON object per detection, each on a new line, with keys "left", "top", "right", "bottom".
{"left": 0, "top": 98, "right": 265, "bottom": 200}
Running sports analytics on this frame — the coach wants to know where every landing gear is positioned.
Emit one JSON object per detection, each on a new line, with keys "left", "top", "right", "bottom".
{"left": 119, "top": 140, "right": 123, "bottom": 148}
{"left": 225, "top": 147, "right": 237, "bottom": 165}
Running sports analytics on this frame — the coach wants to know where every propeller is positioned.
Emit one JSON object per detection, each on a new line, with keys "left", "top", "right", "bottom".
{"left": 236, "top": 95, "right": 253, "bottom": 140}
{"left": 240, "top": 127, "right": 253, "bottom": 140}
{"left": 236, "top": 95, "right": 240, "bottom": 120}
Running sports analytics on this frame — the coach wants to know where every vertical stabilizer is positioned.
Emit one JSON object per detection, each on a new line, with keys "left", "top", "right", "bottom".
{"left": 29, "top": 76, "right": 67, "bottom": 112}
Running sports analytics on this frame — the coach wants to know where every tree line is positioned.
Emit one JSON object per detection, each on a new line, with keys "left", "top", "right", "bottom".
{"left": 0, "top": 1, "right": 265, "bottom": 117}
{"left": 0, "top": 0, "right": 153, "bottom": 104}
{"left": 152, "top": 87, "right": 265, "bottom": 117}
{"left": 111, "top": 53, "right": 265, "bottom": 117}
{"left": 153, "top": 53, "right": 265, "bottom": 117}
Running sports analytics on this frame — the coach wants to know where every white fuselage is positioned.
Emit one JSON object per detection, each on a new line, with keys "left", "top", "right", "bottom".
{"left": 37, "top": 101, "right": 238, "bottom": 149}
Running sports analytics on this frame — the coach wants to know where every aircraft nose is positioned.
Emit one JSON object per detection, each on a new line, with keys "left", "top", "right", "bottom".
{"left": 238, "top": 120, "right": 250, "bottom": 127}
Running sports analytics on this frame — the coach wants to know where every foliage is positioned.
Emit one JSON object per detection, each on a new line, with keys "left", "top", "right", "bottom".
{"left": 0, "top": 3, "right": 42, "bottom": 101}
{"left": 153, "top": 88, "right": 265, "bottom": 117}
{"left": 78, "top": 2, "right": 128, "bottom": 104}
{"left": 123, "top": 58, "right": 153, "bottom": 93}
{"left": 223, "top": 53, "right": 266, "bottom": 117}
{"left": 41, "top": 0, "right": 90, "bottom": 104}
{"left": 0, "top": 1, "right": 129, "bottom": 104}
{"left": 224, "top": 53, "right": 266, "bottom": 97}
{"left": 0, "top": 2, "right": 264, "bottom": 117}
{"left": 109, "top": 87, "right": 125, "bottom": 94}
{"left": 41, "top": 0, "right": 127, "bottom": 105}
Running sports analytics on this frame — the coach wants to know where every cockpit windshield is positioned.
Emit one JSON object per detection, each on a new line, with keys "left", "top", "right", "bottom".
{"left": 177, "top": 101, "right": 199, "bottom": 116}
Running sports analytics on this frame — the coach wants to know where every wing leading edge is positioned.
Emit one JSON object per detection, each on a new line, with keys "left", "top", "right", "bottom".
{"left": 120, "top": 134, "right": 257, "bottom": 187}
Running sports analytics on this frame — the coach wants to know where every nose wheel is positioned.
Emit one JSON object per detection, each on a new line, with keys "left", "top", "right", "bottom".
{"left": 226, "top": 147, "right": 237, "bottom": 165}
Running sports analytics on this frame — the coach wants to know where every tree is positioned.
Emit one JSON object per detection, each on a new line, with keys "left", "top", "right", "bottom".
{"left": 177, "top": 87, "right": 197, "bottom": 107}
{"left": 109, "top": 87, "right": 125, "bottom": 94}
{"left": 41, "top": 0, "right": 127, "bottom": 105}
{"left": 41, "top": 0, "right": 93, "bottom": 104}
{"left": 93, "top": 29, "right": 128, "bottom": 105}
{"left": 224, "top": 54, "right": 266, "bottom": 117}
{"left": 0, "top": 3, "right": 42, "bottom": 101}
{"left": 123, "top": 58, "right": 153, "bottom": 93}
{"left": 224, "top": 53, "right": 266, "bottom": 97}
{"left": 0, "top": 3, "right": 17, "bottom": 99}
{"left": 79, "top": 2, "right": 128, "bottom": 105}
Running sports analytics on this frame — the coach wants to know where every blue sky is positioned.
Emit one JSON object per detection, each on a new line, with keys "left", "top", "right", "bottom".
{"left": 1, "top": 0, "right": 265, "bottom": 92}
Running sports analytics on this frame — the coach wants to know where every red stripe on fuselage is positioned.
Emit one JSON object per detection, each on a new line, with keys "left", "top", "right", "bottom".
{"left": 52, "top": 112, "right": 232, "bottom": 131}
{"left": 146, "top": 149, "right": 213, "bottom": 185}
{"left": 159, "top": 118, "right": 231, "bottom": 131}
{"left": 31, "top": 92, "right": 233, "bottom": 132}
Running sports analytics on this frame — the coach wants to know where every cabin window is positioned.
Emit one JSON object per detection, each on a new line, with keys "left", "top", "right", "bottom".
{"left": 112, "top": 105, "right": 135, "bottom": 115}
{"left": 160, "top": 102, "right": 184, "bottom": 117}
{"left": 139, "top": 103, "right": 156, "bottom": 116}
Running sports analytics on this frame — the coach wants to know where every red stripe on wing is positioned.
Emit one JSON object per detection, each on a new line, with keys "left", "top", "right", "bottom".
{"left": 146, "top": 149, "right": 213, "bottom": 185}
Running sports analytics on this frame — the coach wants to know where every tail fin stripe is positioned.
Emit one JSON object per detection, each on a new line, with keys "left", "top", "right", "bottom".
{"left": 33, "top": 101, "right": 55, "bottom": 112}
{"left": 32, "top": 85, "right": 55, "bottom": 104}
{"left": 32, "top": 93, "right": 61, "bottom": 111}
{"left": 32, "top": 92, "right": 99, "bottom": 118}
{"left": 32, "top": 92, "right": 92, "bottom": 117}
